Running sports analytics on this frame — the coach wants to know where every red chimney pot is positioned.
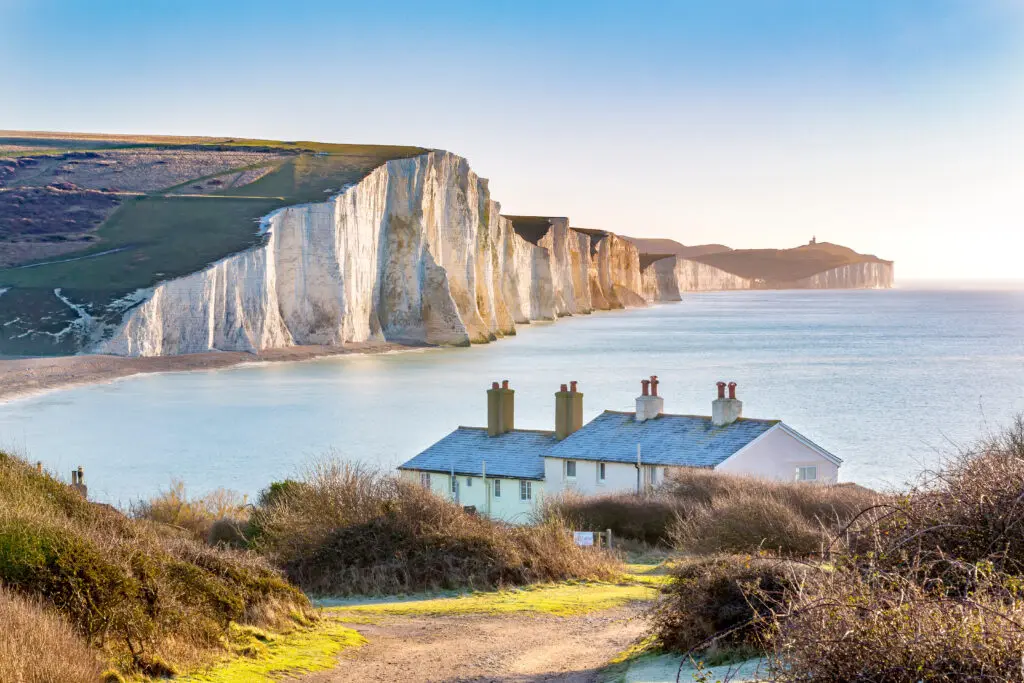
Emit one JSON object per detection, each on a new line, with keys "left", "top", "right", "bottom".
{"left": 492, "top": 381, "right": 500, "bottom": 390}
{"left": 716, "top": 381, "right": 726, "bottom": 399}
{"left": 641, "top": 379, "right": 650, "bottom": 396}
{"left": 560, "top": 383, "right": 568, "bottom": 393}
{"left": 650, "top": 375, "right": 659, "bottom": 397}
{"left": 728, "top": 382, "right": 737, "bottom": 400}
{"left": 502, "top": 379, "right": 509, "bottom": 390}
{"left": 570, "top": 380, "right": 578, "bottom": 393}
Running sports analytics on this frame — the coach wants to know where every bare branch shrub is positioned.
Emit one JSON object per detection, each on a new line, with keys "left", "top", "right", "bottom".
{"left": 251, "top": 460, "right": 621, "bottom": 595}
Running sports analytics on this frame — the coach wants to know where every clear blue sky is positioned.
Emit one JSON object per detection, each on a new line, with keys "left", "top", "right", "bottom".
{"left": 3, "top": 1, "right": 1022, "bottom": 279}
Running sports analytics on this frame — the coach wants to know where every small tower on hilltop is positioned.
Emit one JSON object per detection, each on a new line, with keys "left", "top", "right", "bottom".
{"left": 809, "top": 235, "right": 817, "bottom": 245}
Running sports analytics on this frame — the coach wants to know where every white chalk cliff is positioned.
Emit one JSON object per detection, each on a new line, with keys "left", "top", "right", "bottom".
{"left": 793, "top": 261, "right": 894, "bottom": 289}
{"left": 96, "top": 152, "right": 894, "bottom": 357}
{"left": 97, "top": 152, "right": 646, "bottom": 357}
{"left": 643, "top": 256, "right": 753, "bottom": 301}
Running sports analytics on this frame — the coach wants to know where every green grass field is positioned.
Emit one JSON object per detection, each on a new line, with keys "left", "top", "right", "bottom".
{"left": 0, "top": 133, "right": 427, "bottom": 354}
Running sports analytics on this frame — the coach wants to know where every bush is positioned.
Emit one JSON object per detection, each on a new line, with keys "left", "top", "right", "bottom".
{"left": 251, "top": 460, "right": 620, "bottom": 595}
{"left": 854, "top": 415, "right": 1024, "bottom": 587}
{"left": 0, "top": 586, "right": 105, "bottom": 683}
{"left": 666, "top": 469, "right": 879, "bottom": 556}
{"left": 540, "top": 491, "right": 683, "bottom": 546}
{"left": 773, "top": 568, "right": 1024, "bottom": 682}
{"left": 670, "top": 492, "right": 827, "bottom": 556}
{"left": 650, "top": 555, "right": 808, "bottom": 656}
{"left": 0, "top": 453, "right": 309, "bottom": 675}
{"left": 766, "top": 416, "right": 1024, "bottom": 681}
{"left": 131, "top": 479, "right": 248, "bottom": 543}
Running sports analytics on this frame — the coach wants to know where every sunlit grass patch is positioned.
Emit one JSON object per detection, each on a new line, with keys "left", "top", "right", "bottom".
{"left": 335, "top": 580, "right": 657, "bottom": 618}
{"left": 172, "top": 619, "right": 365, "bottom": 683}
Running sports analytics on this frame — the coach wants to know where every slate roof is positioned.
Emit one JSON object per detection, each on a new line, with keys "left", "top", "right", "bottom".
{"left": 398, "top": 427, "right": 553, "bottom": 480}
{"left": 545, "top": 411, "right": 780, "bottom": 468}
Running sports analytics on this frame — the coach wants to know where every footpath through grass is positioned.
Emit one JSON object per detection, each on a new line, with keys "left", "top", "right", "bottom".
{"left": 169, "top": 565, "right": 660, "bottom": 682}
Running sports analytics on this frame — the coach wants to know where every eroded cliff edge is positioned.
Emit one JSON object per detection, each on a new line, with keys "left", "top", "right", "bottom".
{"left": 97, "top": 153, "right": 648, "bottom": 356}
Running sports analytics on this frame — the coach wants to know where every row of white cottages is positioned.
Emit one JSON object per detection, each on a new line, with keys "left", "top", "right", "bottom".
{"left": 398, "top": 378, "right": 841, "bottom": 523}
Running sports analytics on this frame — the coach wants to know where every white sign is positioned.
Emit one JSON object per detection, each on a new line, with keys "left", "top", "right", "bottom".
{"left": 573, "top": 531, "right": 594, "bottom": 547}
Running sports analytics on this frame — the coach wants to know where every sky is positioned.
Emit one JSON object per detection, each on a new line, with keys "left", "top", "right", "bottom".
{"left": 2, "top": 0, "right": 1022, "bottom": 280}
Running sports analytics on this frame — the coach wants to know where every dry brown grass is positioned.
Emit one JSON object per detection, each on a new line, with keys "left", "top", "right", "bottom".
{"left": 131, "top": 479, "right": 248, "bottom": 543}
{"left": 0, "top": 586, "right": 105, "bottom": 683}
{"left": 541, "top": 469, "right": 879, "bottom": 555}
{"left": 540, "top": 491, "right": 684, "bottom": 546}
{"left": 664, "top": 469, "right": 879, "bottom": 556}
{"left": 251, "top": 461, "right": 621, "bottom": 596}
{"left": 0, "top": 452, "right": 309, "bottom": 676}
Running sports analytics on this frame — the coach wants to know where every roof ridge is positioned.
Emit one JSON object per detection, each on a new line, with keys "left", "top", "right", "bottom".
{"left": 601, "top": 410, "right": 779, "bottom": 424}
{"left": 456, "top": 426, "right": 555, "bottom": 435}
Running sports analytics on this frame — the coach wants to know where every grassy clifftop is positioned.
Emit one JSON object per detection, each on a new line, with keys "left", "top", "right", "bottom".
{"left": 625, "top": 235, "right": 891, "bottom": 284}
{"left": 692, "top": 241, "right": 892, "bottom": 282}
{"left": 0, "top": 131, "right": 426, "bottom": 355}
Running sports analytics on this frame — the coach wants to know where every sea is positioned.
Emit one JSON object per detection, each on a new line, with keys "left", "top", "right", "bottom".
{"left": 1, "top": 284, "right": 1022, "bottom": 505}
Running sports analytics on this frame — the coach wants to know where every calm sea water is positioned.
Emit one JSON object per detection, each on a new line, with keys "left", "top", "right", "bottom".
{"left": 1, "top": 287, "right": 1023, "bottom": 505}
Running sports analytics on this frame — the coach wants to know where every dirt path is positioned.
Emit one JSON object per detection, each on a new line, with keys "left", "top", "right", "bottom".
{"left": 306, "top": 605, "right": 646, "bottom": 683}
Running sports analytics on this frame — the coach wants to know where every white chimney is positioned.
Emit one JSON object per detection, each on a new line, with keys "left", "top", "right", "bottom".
{"left": 712, "top": 381, "right": 743, "bottom": 427}
{"left": 635, "top": 375, "right": 664, "bottom": 423}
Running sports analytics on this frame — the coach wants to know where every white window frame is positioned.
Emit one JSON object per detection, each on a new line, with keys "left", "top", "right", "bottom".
{"left": 420, "top": 472, "right": 431, "bottom": 488}
{"left": 451, "top": 476, "right": 458, "bottom": 494}
{"left": 493, "top": 479, "right": 501, "bottom": 497}
{"left": 598, "top": 462, "right": 606, "bottom": 483}
{"left": 466, "top": 477, "right": 473, "bottom": 487}
{"left": 520, "top": 480, "right": 532, "bottom": 501}
{"left": 565, "top": 460, "right": 577, "bottom": 480}
{"left": 796, "top": 465, "right": 818, "bottom": 482}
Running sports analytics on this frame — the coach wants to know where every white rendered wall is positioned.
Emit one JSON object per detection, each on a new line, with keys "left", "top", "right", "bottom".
{"left": 400, "top": 469, "right": 540, "bottom": 523}
{"left": 714, "top": 426, "right": 839, "bottom": 483}
{"left": 544, "top": 457, "right": 665, "bottom": 496}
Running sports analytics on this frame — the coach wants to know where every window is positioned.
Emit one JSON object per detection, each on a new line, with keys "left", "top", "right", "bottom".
{"left": 419, "top": 472, "right": 431, "bottom": 488}
{"left": 451, "top": 477, "right": 458, "bottom": 494}
{"left": 598, "top": 463, "right": 606, "bottom": 482}
{"left": 466, "top": 477, "right": 473, "bottom": 487}
{"left": 494, "top": 479, "right": 501, "bottom": 497}
{"left": 565, "top": 460, "right": 576, "bottom": 479}
{"left": 520, "top": 480, "right": 532, "bottom": 501}
{"left": 797, "top": 466, "right": 818, "bottom": 482}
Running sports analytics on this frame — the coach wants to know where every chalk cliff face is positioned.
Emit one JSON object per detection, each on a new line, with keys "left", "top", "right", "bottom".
{"left": 642, "top": 256, "right": 753, "bottom": 301}
{"left": 793, "top": 261, "right": 894, "bottom": 289}
{"left": 98, "top": 153, "right": 646, "bottom": 357}
{"left": 578, "top": 230, "right": 646, "bottom": 310}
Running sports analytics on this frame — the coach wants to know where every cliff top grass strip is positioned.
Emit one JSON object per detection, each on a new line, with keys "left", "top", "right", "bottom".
{"left": 0, "top": 147, "right": 426, "bottom": 292}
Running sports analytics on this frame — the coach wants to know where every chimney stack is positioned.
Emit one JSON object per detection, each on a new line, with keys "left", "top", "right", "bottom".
{"left": 635, "top": 375, "right": 664, "bottom": 422}
{"left": 488, "top": 381, "right": 515, "bottom": 436}
{"left": 501, "top": 379, "right": 515, "bottom": 433}
{"left": 555, "top": 381, "right": 584, "bottom": 440}
{"left": 70, "top": 466, "right": 87, "bottom": 499}
{"left": 712, "top": 381, "right": 743, "bottom": 427}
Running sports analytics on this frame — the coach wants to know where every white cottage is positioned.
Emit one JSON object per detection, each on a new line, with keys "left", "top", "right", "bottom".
{"left": 398, "top": 378, "right": 841, "bottom": 522}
